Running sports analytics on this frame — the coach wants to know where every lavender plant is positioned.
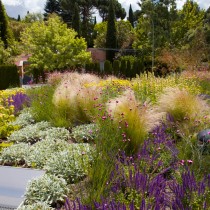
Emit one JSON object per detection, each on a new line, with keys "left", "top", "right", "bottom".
{"left": 170, "top": 171, "right": 210, "bottom": 209}
{"left": 7, "top": 92, "right": 30, "bottom": 115}
{"left": 69, "top": 123, "right": 179, "bottom": 209}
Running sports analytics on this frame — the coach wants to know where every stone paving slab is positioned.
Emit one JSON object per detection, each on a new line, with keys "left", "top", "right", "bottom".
{"left": 0, "top": 166, "right": 45, "bottom": 209}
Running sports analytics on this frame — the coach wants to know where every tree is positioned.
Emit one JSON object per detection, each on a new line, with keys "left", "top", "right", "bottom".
{"left": 94, "top": 20, "right": 135, "bottom": 49}
{"left": 44, "top": 0, "right": 61, "bottom": 19}
{"left": 0, "top": 39, "right": 12, "bottom": 64}
{"left": 133, "top": 0, "right": 178, "bottom": 58}
{"left": 20, "top": 15, "right": 91, "bottom": 71}
{"left": 106, "top": 0, "right": 117, "bottom": 62}
{"left": 72, "top": 3, "right": 81, "bottom": 36}
{"left": 59, "top": 0, "right": 97, "bottom": 47}
{"left": 97, "top": 0, "right": 126, "bottom": 21}
{"left": 128, "top": 4, "right": 134, "bottom": 27}
{"left": 59, "top": 0, "right": 77, "bottom": 26}
{"left": 0, "top": 0, "right": 12, "bottom": 48}
{"left": 17, "top": 15, "right": 21, "bottom": 21}
{"left": 171, "top": 0, "right": 204, "bottom": 47}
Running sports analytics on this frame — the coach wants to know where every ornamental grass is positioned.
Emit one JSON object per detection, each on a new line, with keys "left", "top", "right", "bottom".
{"left": 107, "top": 90, "right": 163, "bottom": 152}
{"left": 53, "top": 73, "right": 102, "bottom": 125}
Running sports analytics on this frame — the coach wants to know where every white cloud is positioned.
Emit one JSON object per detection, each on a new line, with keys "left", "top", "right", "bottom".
{"left": 2, "top": 0, "right": 22, "bottom": 6}
{"left": 3, "top": 0, "right": 45, "bottom": 18}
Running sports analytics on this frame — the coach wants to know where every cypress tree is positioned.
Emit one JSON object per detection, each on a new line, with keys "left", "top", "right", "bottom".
{"left": 17, "top": 15, "right": 21, "bottom": 21}
{"left": 106, "top": 0, "right": 117, "bottom": 62}
{"left": 128, "top": 4, "right": 134, "bottom": 27}
{"left": 72, "top": 3, "right": 81, "bottom": 37}
{"left": 0, "top": 0, "right": 10, "bottom": 48}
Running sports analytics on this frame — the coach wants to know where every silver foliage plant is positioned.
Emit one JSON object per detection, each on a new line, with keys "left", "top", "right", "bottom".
{"left": 71, "top": 123, "right": 98, "bottom": 143}
{"left": 8, "top": 121, "right": 52, "bottom": 143}
{"left": 44, "top": 143, "right": 95, "bottom": 183}
{"left": 17, "top": 202, "right": 53, "bottom": 210}
{"left": 0, "top": 143, "right": 30, "bottom": 165}
{"left": 7, "top": 122, "right": 70, "bottom": 144}
{"left": 25, "top": 139, "right": 69, "bottom": 168}
{"left": 10, "top": 108, "right": 35, "bottom": 128}
{"left": 24, "top": 174, "right": 69, "bottom": 205}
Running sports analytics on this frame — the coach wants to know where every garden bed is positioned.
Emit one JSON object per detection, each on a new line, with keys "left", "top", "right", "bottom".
{"left": 0, "top": 71, "right": 210, "bottom": 209}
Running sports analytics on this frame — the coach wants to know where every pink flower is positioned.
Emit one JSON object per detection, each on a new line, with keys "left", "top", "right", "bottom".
{"left": 102, "top": 116, "right": 107, "bottom": 120}
{"left": 180, "top": 160, "right": 185, "bottom": 166}
{"left": 187, "top": 160, "right": 193, "bottom": 164}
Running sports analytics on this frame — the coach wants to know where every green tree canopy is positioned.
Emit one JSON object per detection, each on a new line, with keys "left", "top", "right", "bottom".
{"left": 97, "top": 0, "right": 126, "bottom": 21}
{"left": 171, "top": 0, "right": 205, "bottom": 47}
{"left": 20, "top": 15, "right": 91, "bottom": 71}
{"left": 44, "top": 0, "right": 61, "bottom": 19}
{"left": 0, "top": 0, "right": 13, "bottom": 48}
{"left": 94, "top": 20, "right": 135, "bottom": 49}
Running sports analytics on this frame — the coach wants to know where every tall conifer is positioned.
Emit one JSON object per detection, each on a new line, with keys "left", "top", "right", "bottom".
{"left": 0, "top": 0, "right": 10, "bottom": 48}
{"left": 128, "top": 4, "right": 134, "bottom": 27}
{"left": 106, "top": 0, "right": 117, "bottom": 62}
{"left": 72, "top": 3, "right": 81, "bottom": 37}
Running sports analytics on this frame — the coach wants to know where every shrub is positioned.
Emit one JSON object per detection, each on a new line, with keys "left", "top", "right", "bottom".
{"left": 71, "top": 124, "right": 98, "bottom": 143}
{"left": 104, "top": 60, "right": 112, "bottom": 75}
{"left": 24, "top": 174, "right": 69, "bottom": 205}
{"left": 0, "top": 143, "right": 30, "bottom": 165}
{"left": 120, "top": 59, "right": 126, "bottom": 76}
{"left": 0, "top": 105, "right": 18, "bottom": 138}
{"left": 126, "top": 60, "right": 131, "bottom": 78}
{"left": 7, "top": 121, "right": 52, "bottom": 143}
{"left": 10, "top": 108, "right": 35, "bottom": 128}
{"left": 107, "top": 90, "right": 162, "bottom": 152}
{"left": 44, "top": 143, "right": 95, "bottom": 183}
{"left": 113, "top": 60, "right": 120, "bottom": 76}
{"left": 0, "top": 142, "right": 13, "bottom": 152}
{"left": 0, "top": 65, "right": 19, "bottom": 90}
{"left": 25, "top": 139, "right": 69, "bottom": 168}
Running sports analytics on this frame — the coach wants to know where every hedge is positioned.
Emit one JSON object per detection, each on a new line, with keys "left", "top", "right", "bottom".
{"left": 0, "top": 65, "right": 20, "bottom": 90}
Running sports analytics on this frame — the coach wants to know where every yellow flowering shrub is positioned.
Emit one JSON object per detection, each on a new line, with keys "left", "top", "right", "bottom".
{"left": 0, "top": 88, "right": 23, "bottom": 138}
{"left": 85, "top": 78, "right": 131, "bottom": 90}
{"left": 132, "top": 72, "right": 201, "bottom": 103}
{"left": 0, "top": 88, "right": 25, "bottom": 104}
{"left": 85, "top": 78, "right": 132, "bottom": 101}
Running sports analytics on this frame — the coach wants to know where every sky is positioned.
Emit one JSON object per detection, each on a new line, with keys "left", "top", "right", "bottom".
{"left": 2, "top": 0, "right": 210, "bottom": 20}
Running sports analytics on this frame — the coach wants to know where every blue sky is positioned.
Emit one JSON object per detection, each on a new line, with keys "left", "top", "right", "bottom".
{"left": 2, "top": 0, "right": 210, "bottom": 20}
